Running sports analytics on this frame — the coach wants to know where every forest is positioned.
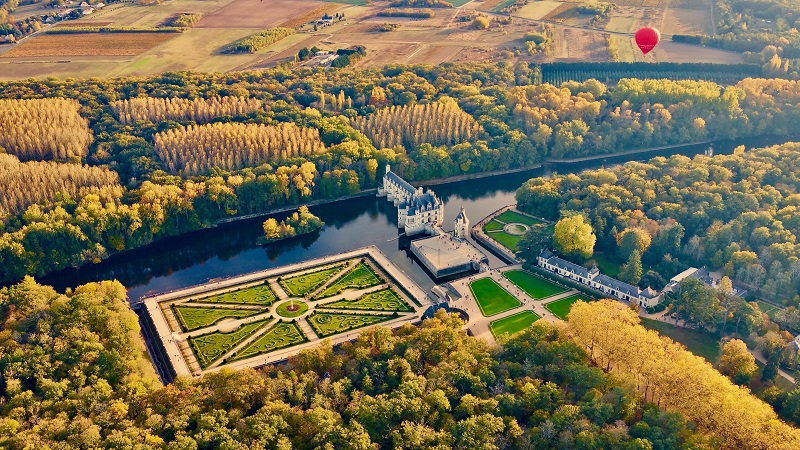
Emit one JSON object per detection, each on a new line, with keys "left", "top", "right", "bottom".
{"left": 1, "top": 64, "right": 800, "bottom": 282}
{"left": 4, "top": 276, "right": 799, "bottom": 449}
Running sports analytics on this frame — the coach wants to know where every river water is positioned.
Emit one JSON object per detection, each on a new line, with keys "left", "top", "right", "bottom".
{"left": 38, "top": 135, "right": 798, "bottom": 300}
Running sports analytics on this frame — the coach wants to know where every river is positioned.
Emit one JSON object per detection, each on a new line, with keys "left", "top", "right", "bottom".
{"left": 38, "top": 134, "right": 799, "bottom": 300}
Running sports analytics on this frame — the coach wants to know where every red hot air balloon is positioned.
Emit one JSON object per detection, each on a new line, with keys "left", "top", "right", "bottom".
{"left": 635, "top": 26, "right": 660, "bottom": 55}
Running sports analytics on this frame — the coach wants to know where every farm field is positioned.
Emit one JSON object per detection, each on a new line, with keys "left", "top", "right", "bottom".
{"left": 279, "top": 264, "right": 346, "bottom": 297}
{"left": 197, "top": 0, "right": 327, "bottom": 29}
{"left": 511, "top": 1, "right": 563, "bottom": 20}
{"left": 192, "top": 284, "right": 276, "bottom": 305}
{"left": 545, "top": 294, "right": 595, "bottom": 320}
{"left": 320, "top": 288, "right": 412, "bottom": 312}
{"left": 228, "top": 322, "right": 307, "bottom": 362}
{"left": 609, "top": 34, "right": 637, "bottom": 62}
{"left": 605, "top": 17, "right": 638, "bottom": 33}
{"left": 490, "top": 311, "right": 541, "bottom": 339}
{"left": 662, "top": 0, "right": 714, "bottom": 36}
{"left": 188, "top": 319, "right": 272, "bottom": 368}
{"left": 469, "top": 278, "right": 522, "bottom": 317}
{"left": 307, "top": 311, "right": 392, "bottom": 337}
{"left": 1, "top": 32, "right": 178, "bottom": 57}
{"left": 503, "top": 270, "right": 567, "bottom": 299}
{"left": 173, "top": 305, "right": 264, "bottom": 331}
{"left": 316, "top": 261, "right": 383, "bottom": 298}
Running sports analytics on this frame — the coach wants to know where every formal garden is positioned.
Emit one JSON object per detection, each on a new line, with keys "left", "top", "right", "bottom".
{"left": 153, "top": 251, "right": 424, "bottom": 374}
{"left": 469, "top": 278, "right": 522, "bottom": 317}
{"left": 482, "top": 209, "right": 550, "bottom": 251}
{"left": 190, "top": 283, "right": 277, "bottom": 306}
{"left": 490, "top": 311, "right": 541, "bottom": 339}
{"left": 319, "top": 287, "right": 412, "bottom": 312}
{"left": 188, "top": 319, "right": 273, "bottom": 369}
{"left": 315, "top": 260, "right": 384, "bottom": 299}
{"left": 545, "top": 294, "right": 595, "bottom": 320}
{"left": 172, "top": 305, "right": 265, "bottom": 332}
{"left": 227, "top": 321, "right": 307, "bottom": 363}
{"left": 307, "top": 311, "right": 394, "bottom": 337}
{"left": 503, "top": 270, "right": 567, "bottom": 299}
{"left": 278, "top": 264, "right": 347, "bottom": 297}
{"left": 275, "top": 300, "right": 309, "bottom": 318}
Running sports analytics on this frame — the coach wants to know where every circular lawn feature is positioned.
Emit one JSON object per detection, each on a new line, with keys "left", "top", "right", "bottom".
{"left": 275, "top": 300, "right": 309, "bottom": 318}
{"left": 503, "top": 223, "right": 529, "bottom": 236}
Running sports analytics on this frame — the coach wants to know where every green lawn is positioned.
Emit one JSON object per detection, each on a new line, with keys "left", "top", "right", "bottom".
{"left": 228, "top": 322, "right": 306, "bottom": 362}
{"left": 483, "top": 219, "right": 505, "bottom": 232}
{"left": 757, "top": 301, "right": 782, "bottom": 320}
{"left": 320, "top": 287, "right": 413, "bottom": 312}
{"left": 307, "top": 312, "right": 392, "bottom": 337}
{"left": 591, "top": 254, "right": 621, "bottom": 278}
{"left": 316, "top": 261, "right": 384, "bottom": 299}
{"left": 188, "top": 319, "right": 271, "bottom": 369}
{"left": 495, "top": 210, "right": 544, "bottom": 226}
{"left": 275, "top": 300, "right": 309, "bottom": 318}
{"left": 488, "top": 231, "right": 524, "bottom": 250}
{"left": 641, "top": 318, "right": 721, "bottom": 364}
{"left": 173, "top": 305, "right": 264, "bottom": 332}
{"left": 545, "top": 294, "right": 594, "bottom": 320}
{"left": 490, "top": 311, "right": 541, "bottom": 339}
{"left": 279, "top": 264, "right": 345, "bottom": 297}
{"left": 192, "top": 283, "right": 276, "bottom": 306}
{"left": 503, "top": 270, "right": 567, "bottom": 299}
{"left": 469, "top": 278, "right": 522, "bottom": 317}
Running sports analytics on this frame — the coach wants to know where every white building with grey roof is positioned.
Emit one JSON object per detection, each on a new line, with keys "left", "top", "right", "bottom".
{"left": 378, "top": 165, "right": 444, "bottom": 236}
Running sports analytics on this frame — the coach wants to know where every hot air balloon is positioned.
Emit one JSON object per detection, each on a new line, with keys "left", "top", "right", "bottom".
{"left": 635, "top": 27, "right": 660, "bottom": 55}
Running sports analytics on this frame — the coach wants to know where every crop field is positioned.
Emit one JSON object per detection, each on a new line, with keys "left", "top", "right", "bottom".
{"left": 188, "top": 319, "right": 272, "bottom": 368}
{"left": 308, "top": 311, "right": 392, "bottom": 337}
{"left": 663, "top": 0, "right": 714, "bottom": 36}
{"left": 316, "top": 261, "right": 384, "bottom": 298}
{"left": 173, "top": 305, "right": 264, "bottom": 331}
{"left": 490, "top": 311, "right": 540, "bottom": 339}
{"left": 278, "top": 264, "right": 346, "bottom": 297}
{"left": 192, "top": 283, "right": 276, "bottom": 305}
{"left": 605, "top": 17, "right": 638, "bottom": 33}
{"left": 469, "top": 278, "right": 522, "bottom": 317}
{"left": 503, "top": 270, "right": 567, "bottom": 300}
{"left": 228, "top": 321, "right": 307, "bottom": 362}
{"left": 197, "top": 0, "right": 327, "bottom": 29}
{"left": 545, "top": 294, "right": 594, "bottom": 320}
{"left": 1, "top": 32, "right": 177, "bottom": 57}
{"left": 320, "top": 288, "right": 413, "bottom": 312}
{"left": 511, "top": 1, "right": 563, "bottom": 20}
{"left": 495, "top": 210, "right": 544, "bottom": 226}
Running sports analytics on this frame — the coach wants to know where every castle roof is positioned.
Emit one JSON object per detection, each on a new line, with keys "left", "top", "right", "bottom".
{"left": 455, "top": 207, "right": 467, "bottom": 222}
{"left": 546, "top": 255, "right": 590, "bottom": 278}
{"left": 595, "top": 274, "right": 640, "bottom": 297}
{"left": 385, "top": 171, "right": 415, "bottom": 196}
{"left": 407, "top": 192, "right": 440, "bottom": 215}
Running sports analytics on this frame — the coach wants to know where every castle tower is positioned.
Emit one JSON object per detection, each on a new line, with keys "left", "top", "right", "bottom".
{"left": 454, "top": 207, "right": 468, "bottom": 239}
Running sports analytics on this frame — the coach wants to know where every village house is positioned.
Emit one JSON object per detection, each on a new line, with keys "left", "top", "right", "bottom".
{"left": 537, "top": 249, "right": 664, "bottom": 308}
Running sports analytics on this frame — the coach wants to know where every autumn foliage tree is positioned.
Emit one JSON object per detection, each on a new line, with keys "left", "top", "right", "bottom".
{"left": 351, "top": 99, "right": 482, "bottom": 150}
{"left": 0, "top": 154, "right": 120, "bottom": 216}
{"left": 568, "top": 300, "right": 800, "bottom": 450}
{"left": 0, "top": 98, "right": 92, "bottom": 161}
{"left": 111, "top": 96, "right": 262, "bottom": 125}
{"left": 153, "top": 122, "right": 326, "bottom": 175}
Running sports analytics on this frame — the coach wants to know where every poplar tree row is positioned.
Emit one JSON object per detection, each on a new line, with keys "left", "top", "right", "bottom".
{"left": 111, "top": 96, "right": 262, "bottom": 125}
{"left": 568, "top": 300, "right": 800, "bottom": 450}
{"left": 351, "top": 101, "right": 482, "bottom": 150}
{"left": 153, "top": 122, "right": 325, "bottom": 175}
{"left": 0, "top": 154, "right": 120, "bottom": 216}
{"left": 0, "top": 98, "right": 92, "bottom": 161}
